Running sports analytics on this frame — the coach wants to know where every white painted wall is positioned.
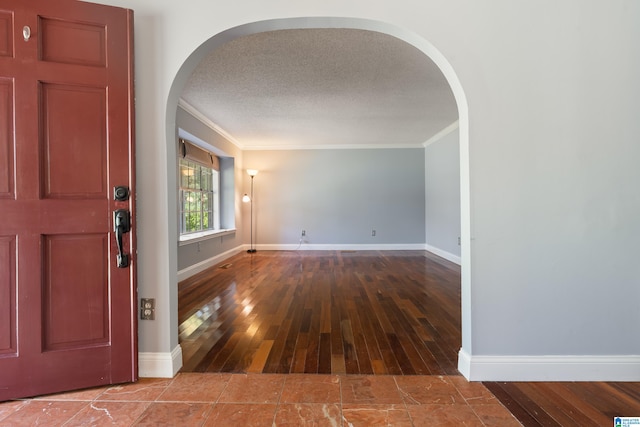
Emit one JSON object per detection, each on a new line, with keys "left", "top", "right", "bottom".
{"left": 424, "top": 125, "right": 461, "bottom": 263}
{"left": 95, "top": 0, "right": 640, "bottom": 380}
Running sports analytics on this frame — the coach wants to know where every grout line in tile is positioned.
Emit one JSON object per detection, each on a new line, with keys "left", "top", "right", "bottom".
{"left": 393, "top": 374, "right": 416, "bottom": 426}
{"left": 214, "top": 376, "right": 229, "bottom": 405}
{"left": 129, "top": 401, "right": 154, "bottom": 426}
{"left": 49, "top": 401, "right": 91, "bottom": 427}
{"left": 272, "top": 374, "right": 287, "bottom": 426}
{"left": 60, "top": 401, "right": 104, "bottom": 427}
{"left": 201, "top": 402, "right": 216, "bottom": 427}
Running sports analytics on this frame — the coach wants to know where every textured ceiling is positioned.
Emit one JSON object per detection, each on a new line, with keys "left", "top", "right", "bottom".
{"left": 180, "top": 29, "right": 458, "bottom": 150}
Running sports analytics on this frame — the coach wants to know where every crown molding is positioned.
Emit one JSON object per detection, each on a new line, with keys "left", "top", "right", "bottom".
{"left": 178, "top": 99, "right": 244, "bottom": 150}
{"left": 241, "top": 143, "right": 425, "bottom": 151}
{"left": 423, "top": 120, "right": 459, "bottom": 147}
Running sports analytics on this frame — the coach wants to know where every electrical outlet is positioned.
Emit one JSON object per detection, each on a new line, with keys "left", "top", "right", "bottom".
{"left": 302, "top": 230, "right": 306, "bottom": 237}
{"left": 372, "top": 229, "right": 376, "bottom": 237}
{"left": 458, "top": 237, "right": 461, "bottom": 246}
{"left": 140, "top": 298, "right": 155, "bottom": 320}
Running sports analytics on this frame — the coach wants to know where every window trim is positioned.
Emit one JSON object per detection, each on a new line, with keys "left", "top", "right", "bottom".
{"left": 176, "top": 131, "right": 236, "bottom": 243}
{"left": 178, "top": 228, "right": 236, "bottom": 246}
{"left": 179, "top": 158, "right": 218, "bottom": 235}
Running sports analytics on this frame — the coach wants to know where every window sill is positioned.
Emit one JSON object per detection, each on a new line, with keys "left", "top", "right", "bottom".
{"left": 179, "top": 228, "right": 236, "bottom": 246}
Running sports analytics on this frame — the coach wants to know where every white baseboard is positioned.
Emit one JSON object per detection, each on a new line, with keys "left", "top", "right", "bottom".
{"left": 178, "top": 243, "right": 450, "bottom": 282}
{"left": 457, "top": 348, "right": 472, "bottom": 379}
{"left": 424, "top": 244, "right": 461, "bottom": 265}
{"left": 255, "top": 243, "right": 427, "bottom": 251}
{"left": 138, "top": 345, "right": 183, "bottom": 378}
{"left": 458, "top": 349, "right": 640, "bottom": 381}
{"left": 177, "top": 246, "right": 245, "bottom": 282}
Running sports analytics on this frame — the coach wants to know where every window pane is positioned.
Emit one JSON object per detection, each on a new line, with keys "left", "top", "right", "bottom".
{"left": 187, "top": 162, "right": 196, "bottom": 188}
{"left": 186, "top": 213, "right": 199, "bottom": 232}
{"left": 180, "top": 163, "right": 189, "bottom": 187}
{"left": 178, "top": 190, "right": 183, "bottom": 233}
{"left": 190, "top": 192, "right": 198, "bottom": 213}
{"left": 201, "top": 169, "right": 211, "bottom": 191}
{"left": 184, "top": 191, "right": 191, "bottom": 211}
{"left": 194, "top": 164, "right": 201, "bottom": 189}
{"left": 202, "top": 192, "right": 212, "bottom": 231}
{"left": 207, "top": 191, "right": 213, "bottom": 210}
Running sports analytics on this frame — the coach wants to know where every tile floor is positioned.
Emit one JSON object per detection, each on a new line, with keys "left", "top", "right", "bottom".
{"left": 0, "top": 373, "right": 522, "bottom": 426}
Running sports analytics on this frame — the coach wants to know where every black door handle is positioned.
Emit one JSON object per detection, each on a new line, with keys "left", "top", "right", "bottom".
{"left": 114, "top": 209, "right": 131, "bottom": 268}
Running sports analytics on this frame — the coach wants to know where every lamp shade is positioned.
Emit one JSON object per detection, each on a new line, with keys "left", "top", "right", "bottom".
{"left": 247, "top": 169, "right": 259, "bottom": 177}
{"left": 242, "top": 194, "right": 250, "bottom": 203}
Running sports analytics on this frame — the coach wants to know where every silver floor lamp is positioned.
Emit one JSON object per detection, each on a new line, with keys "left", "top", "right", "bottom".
{"left": 243, "top": 169, "right": 258, "bottom": 253}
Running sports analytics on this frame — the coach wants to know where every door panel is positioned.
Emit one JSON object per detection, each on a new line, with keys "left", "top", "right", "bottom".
{"left": 0, "top": 236, "right": 16, "bottom": 356}
{"left": 0, "top": 0, "right": 136, "bottom": 401}
{"left": 42, "top": 83, "right": 107, "bottom": 198}
{"left": 0, "top": 78, "right": 13, "bottom": 198}
{"left": 39, "top": 17, "right": 106, "bottom": 67}
{"left": 0, "top": 11, "right": 12, "bottom": 58}
{"left": 43, "top": 233, "right": 109, "bottom": 351}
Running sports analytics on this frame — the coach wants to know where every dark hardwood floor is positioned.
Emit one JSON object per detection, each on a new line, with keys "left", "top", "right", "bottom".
{"left": 178, "top": 250, "right": 461, "bottom": 375}
{"left": 178, "top": 250, "right": 640, "bottom": 426}
{"left": 484, "top": 381, "right": 640, "bottom": 426}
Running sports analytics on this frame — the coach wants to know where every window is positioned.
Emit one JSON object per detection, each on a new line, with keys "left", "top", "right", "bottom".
{"left": 179, "top": 138, "right": 221, "bottom": 236}
{"left": 179, "top": 158, "right": 219, "bottom": 234}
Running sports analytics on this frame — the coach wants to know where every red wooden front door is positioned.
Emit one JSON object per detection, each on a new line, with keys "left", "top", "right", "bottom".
{"left": 0, "top": 0, "right": 136, "bottom": 400}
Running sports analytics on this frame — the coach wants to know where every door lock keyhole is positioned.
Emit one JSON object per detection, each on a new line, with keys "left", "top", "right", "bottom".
{"left": 114, "top": 186, "right": 130, "bottom": 201}
{"left": 23, "top": 26, "right": 31, "bottom": 42}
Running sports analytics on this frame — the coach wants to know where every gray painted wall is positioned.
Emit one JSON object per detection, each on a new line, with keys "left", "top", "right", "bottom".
{"left": 243, "top": 149, "right": 426, "bottom": 247}
{"left": 425, "top": 127, "right": 461, "bottom": 258}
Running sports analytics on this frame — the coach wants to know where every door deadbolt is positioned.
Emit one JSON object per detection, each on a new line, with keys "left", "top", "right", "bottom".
{"left": 23, "top": 26, "right": 31, "bottom": 42}
{"left": 114, "top": 186, "right": 130, "bottom": 201}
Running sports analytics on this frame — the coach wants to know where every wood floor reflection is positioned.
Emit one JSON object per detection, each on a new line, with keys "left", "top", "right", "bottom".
{"left": 178, "top": 250, "right": 461, "bottom": 374}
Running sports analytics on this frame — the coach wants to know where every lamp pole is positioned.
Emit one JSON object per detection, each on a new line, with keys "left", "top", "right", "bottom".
{"left": 246, "top": 169, "right": 258, "bottom": 253}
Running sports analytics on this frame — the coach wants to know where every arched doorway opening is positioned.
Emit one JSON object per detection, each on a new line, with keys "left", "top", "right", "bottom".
{"left": 165, "top": 17, "right": 472, "bottom": 377}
